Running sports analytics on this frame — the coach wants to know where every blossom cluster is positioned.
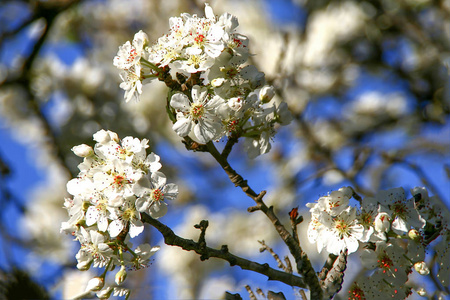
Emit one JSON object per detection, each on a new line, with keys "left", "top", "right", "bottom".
{"left": 61, "top": 129, "right": 177, "bottom": 297}
{"left": 113, "top": 4, "right": 292, "bottom": 157}
{"left": 307, "top": 186, "right": 449, "bottom": 299}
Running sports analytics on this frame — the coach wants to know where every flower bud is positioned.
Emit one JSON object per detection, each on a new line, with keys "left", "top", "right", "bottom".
{"left": 259, "top": 86, "right": 275, "bottom": 103}
{"left": 93, "top": 129, "right": 110, "bottom": 144}
{"left": 374, "top": 212, "right": 391, "bottom": 233}
{"left": 76, "top": 259, "right": 92, "bottom": 271}
{"left": 133, "top": 30, "right": 149, "bottom": 47}
{"left": 71, "top": 144, "right": 94, "bottom": 157}
{"left": 211, "top": 78, "right": 225, "bottom": 87}
{"left": 408, "top": 229, "right": 421, "bottom": 241}
{"left": 414, "top": 261, "right": 430, "bottom": 275}
{"left": 86, "top": 276, "right": 105, "bottom": 292}
{"left": 76, "top": 250, "right": 93, "bottom": 271}
{"left": 93, "top": 130, "right": 119, "bottom": 144}
{"left": 96, "top": 286, "right": 113, "bottom": 299}
{"left": 115, "top": 266, "right": 127, "bottom": 285}
{"left": 205, "top": 3, "right": 215, "bottom": 20}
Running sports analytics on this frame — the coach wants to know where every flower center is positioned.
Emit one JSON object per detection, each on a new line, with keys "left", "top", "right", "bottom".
{"left": 360, "top": 212, "right": 372, "bottom": 226}
{"left": 226, "top": 119, "right": 239, "bottom": 132}
{"left": 194, "top": 34, "right": 205, "bottom": 45}
{"left": 113, "top": 175, "right": 128, "bottom": 188}
{"left": 151, "top": 189, "right": 164, "bottom": 202}
{"left": 334, "top": 219, "right": 350, "bottom": 238}
{"left": 122, "top": 207, "right": 136, "bottom": 221}
{"left": 187, "top": 54, "right": 204, "bottom": 69}
{"left": 329, "top": 201, "right": 341, "bottom": 208}
{"left": 115, "top": 145, "right": 131, "bottom": 159}
{"left": 378, "top": 253, "right": 394, "bottom": 271}
{"left": 126, "top": 68, "right": 141, "bottom": 82}
{"left": 163, "top": 48, "right": 178, "bottom": 62}
{"left": 391, "top": 201, "right": 408, "bottom": 219}
{"left": 127, "top": 48, "right": 138, "bottom": 64}
{"left": 96, "top": 199, "right": 108, "bottom": 213}
{"left": 220, "top": 66, "right": 238, "bottom": 78}
{"left": 190, "top": 103, "right": 204, "bottom": 120}
{"left": 348, "top": 284, "right": 365, "bottom": 300}
{"left": 232, "top": 37, "right": 242, "bottom": 48}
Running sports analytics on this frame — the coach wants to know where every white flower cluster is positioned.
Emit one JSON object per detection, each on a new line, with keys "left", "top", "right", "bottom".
{"left": 113, "top": 4, "right": 292, "bottom": 157}
{"left": 61, "top": 129, "right": 177, "bottom": 297}
{"left": 307, "top": 187, "right": 426, "bottom": 255}
{"left": 307, "top": 186, "right": 450, "bottom": 299}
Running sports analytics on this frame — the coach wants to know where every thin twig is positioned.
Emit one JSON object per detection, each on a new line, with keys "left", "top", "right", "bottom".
{"left": 245, "top": 285, "right": 257, "bottom": 300}
{"left": 259, "top": 240, "right": 287, "bottom": 272}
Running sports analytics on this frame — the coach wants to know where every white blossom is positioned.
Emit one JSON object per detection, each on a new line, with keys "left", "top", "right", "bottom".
{"left": 170, "top": 85, "right": 224, "bottom": 143}
{"left": 133, "top": 171, "right": 178, "bottom": 218}
{"left": 62, "top": 130, "right": 169, "bottom": 292}
{"left": 318, "top": 206, "right": 365, "bottom": 255}
{"left": 377, "top": 188, "right": 426, "bottom": 234}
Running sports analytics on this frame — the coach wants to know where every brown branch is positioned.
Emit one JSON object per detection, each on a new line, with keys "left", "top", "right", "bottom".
{"left": 222, "top": 133, "right": 240, "bottom": 159}
{"left": 204, "top": 141, "right": 323, "bottom": 299}
{"left": 318, "top": 254, "right": 338, "bottom": 282}
{"left": 284, "top": 256, "right": 293, "bottom": 274}
{"left": 140, "top": 213, "right": 306, "bottom": 288}
{"left": 321, "top": 250, "right": 348, "bottom": 299}
{"left": 194, "top": 220, "right": 209, "bottom": 261}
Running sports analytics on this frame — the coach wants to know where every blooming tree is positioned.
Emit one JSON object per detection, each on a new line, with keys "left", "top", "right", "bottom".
{"left": 0, "top": 1, "right": 449, "bottom": 300}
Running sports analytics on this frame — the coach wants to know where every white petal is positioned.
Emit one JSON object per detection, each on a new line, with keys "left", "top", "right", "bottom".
{"left": 85, "top": 206, "right": 99, "bottom": 226}
{"left": 109, "top": 220, "right": 123, "bottom": 238}
{"left": 135, "top": 197, "right": 150, "bottom": 212}
{"left": 133, "top": 176, "right": 151, "bottom": 196}
{"left": 129, "top": 220, "right": 144, "bottom": 238}
{"left": 90, "top": 230, "right": 104, "bottom": 245}
{"left": 149, "top": 201, "right": 168, "bottom": 219}
{"left": 109, "top": 194, "right": 125, "bottom": 207}
{"left": 97, "top": 215, "right": 108, "bottom": 232}
{"left": 360, "top": 249, "right": 378, "bottom": 269}
{"left": 163, "top": 183, "right": 178, "bottom": 200}
{"left": 145, "top": 152, "right": 162, "bottom": 172}
{"left": 173, "top": 117, "right": 192, "bottom": 137}
{"left": 345, "top": 236, "right": 360, "bottom": 254}
{"left": 392, "top": 217, "right": 408, "bottom": 234}
{"left": 151, "top": 172, "right": 167, "bottom": 188}
{"left": 191, "top": 85, "right": 201, "bottom": 101}
{"left": 205, "top": 3, "right": 215, "bottom": 20}
{"left": 207, "top": 95, "right": 225, "bottom": 109}
{"left": 170, "top": 93, "right": 190, "bottom": 111}
{"left": 193, "top": 123, "right": 214, "bottom": 144}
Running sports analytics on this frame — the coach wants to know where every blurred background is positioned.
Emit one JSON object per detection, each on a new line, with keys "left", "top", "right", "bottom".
{"left": 0, "top": 0, "right": 449, "bottom": 299}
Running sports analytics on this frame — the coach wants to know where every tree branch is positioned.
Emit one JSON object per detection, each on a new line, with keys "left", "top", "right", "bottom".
{"left": 204, "top": 142, "right": 323, "bottom": 299}
{"left": 140, "top": 213, "right": 306, "bottom": 288}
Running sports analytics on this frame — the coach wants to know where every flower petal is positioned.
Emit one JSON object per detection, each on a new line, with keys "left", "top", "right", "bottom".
{"left": 173, "top": 117, "right": 192, "bottom": 137}
{"left": 170, "top": 93, "right": 190, "bottom": 111}
{"left": 149, "top": 201, "right": 168, "bottom": 218}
